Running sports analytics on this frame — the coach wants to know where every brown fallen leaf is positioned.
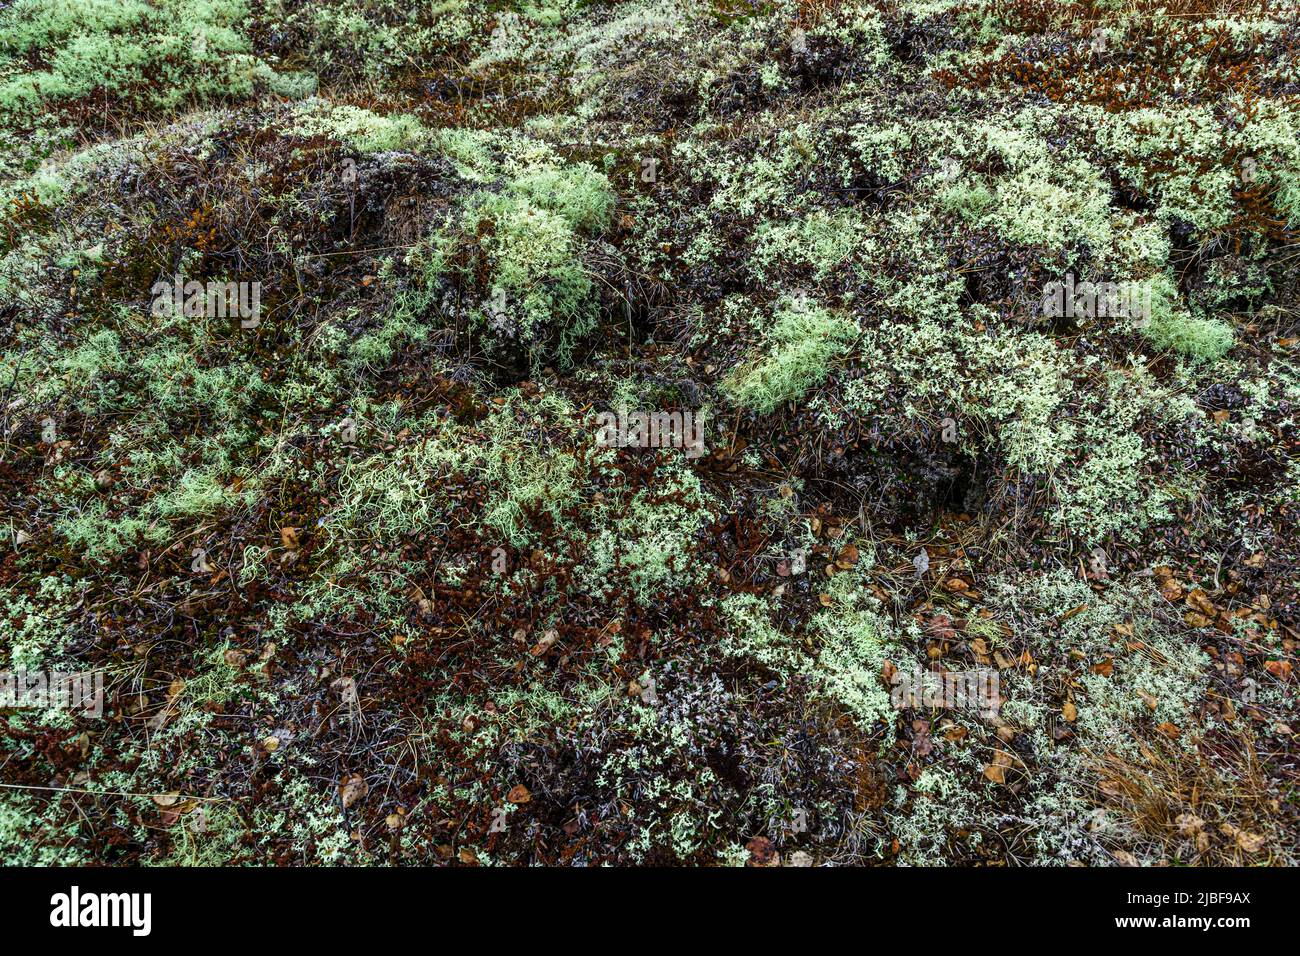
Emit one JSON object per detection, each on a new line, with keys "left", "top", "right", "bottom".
{"left": 1098, "top": 778, "right": 1125, "bottom": 797}
{"left": 506, "top": 784, "right": 531, "bottom": 804}
{"left": 1186, "top": 589, "right": 1216, "bottom": 616}
{"left": 159, "top": 807, "right": 183, "bottom": 828}
{"left": 1059, "top": 603, "right": 1088, "bottom": 622}
{"left": 529, "top": 629, "right": 559, "bottom": 656}
{"left": 927, "top": 614, "right": 956, "bottom": 641}
{"left": 983, "top": 749, "right": 1014, "bottom": 784}
{"left": 280, "top": 526, "right": 301, "bottom": 549}
{"left": 68, "top": 732, "right": 91, "bottom": 760}
{"left": 331, "top": 676, "right": 359, "bottom": 704}
{"left": 1264, "top": 659, "right": 1293, "bottom": 680}
{"left": 1235, "top": 830, "right": 1267, "bottom": 853}
{"left": 1062, "top": 701, "right": 1078, "bottom": 722}
{"left": 911, "top": 719, "right": 933, "bottom": 758}
{"left": 746, "top": 835, "right": 778, "bottom": 866}
{"left": 339, "top": 773, "right": 368, "bottom": 809}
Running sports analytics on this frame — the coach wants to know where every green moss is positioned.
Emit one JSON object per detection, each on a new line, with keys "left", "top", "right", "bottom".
{"left": 330, "top": 415, "right": 466, "bottom": 544}
{"left": 1, "top": 573, "right": 79, "bottom": 670}
{"left": 509, "top": 162, "right": 614, "bottom": 232}
{"left": 285, "top": 0, "right": 474, "bottom": 81}
{"left": 0, "top": 791, "right": 90, "bottom": 865}
{"left": 2, "top": 0, "right": 1295, "bottom": 869}
{"left": 987, "top": 570, "right": 1210, "bottom": 758}
{"left": 459, "top": 190, "right": 599, "bottom": 366}
{"left": 889, "top": 765, "right": 985, "bottom": 866}
{"left": 811, "top": 579, "right": 902, "bottom": 731}
{"left": 478, "top": 392, "right": 582, "bottom": 545}
{"left": 1138, "top": 274, "right": 1234, "bottom": 362}
{"left": 1093, "top": 102, "right": 1300, "bottom": 241}
{"left": 52, "top": 503, "right": 151, "bottom": 562}
{"left": 1052, "top": 368, "right": 1179, "bottom": 545}
{"left": 1144, "top": 312, "right": 1235, "bottom": 362}
{"left": 751, "top": 209, "right": 862, "bottom": 282}
{"left": 0, "top": 0, "right": 264, "bottom": 124}
{"left": 718, "top": 574, "right": 906, "bottom": 737}
{"left": 331, "top": 391, "right": 580, "bottom": 549}
{"left": 937, "top": 179, "right": 995, "bottom": 220}
{"left": 289, "top": 100, "right": 427, "bottom": 154}
{"left": 717, "top": 593, "right": 805, "bottom": 674}
{"left": 724, "top": 296, "right": 857, "bottom": 414}
{"left": 578, "top": 457, "right": 714, "bottom": 606}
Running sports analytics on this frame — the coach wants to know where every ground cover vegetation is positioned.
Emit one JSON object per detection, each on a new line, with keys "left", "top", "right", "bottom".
{"left": 0, "top": 0, "right": 1297, "bottom": 866}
